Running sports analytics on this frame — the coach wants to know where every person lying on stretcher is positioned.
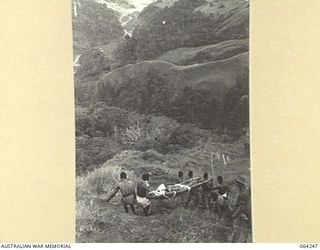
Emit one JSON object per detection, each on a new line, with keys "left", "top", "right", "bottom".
{"left": 147, "top": 183, "right": 192, "bottom": 199}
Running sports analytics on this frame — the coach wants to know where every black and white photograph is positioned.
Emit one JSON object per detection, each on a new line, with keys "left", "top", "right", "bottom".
{"left": 73, "top": 0, "right": 250, "bottom": 243}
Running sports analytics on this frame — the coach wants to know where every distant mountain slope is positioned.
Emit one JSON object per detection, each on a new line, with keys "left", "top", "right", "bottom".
{"left": 125, "top": 0, "right": 249, "bottom": 60}
{"left": 73, "top": 0, "right": 155, "bottom": 80}
{"left": 157, "top": 39, "right": 248, "bottom": 65}
{"left": 98, "top": 52, "right": 248, "bottom": 99}
{"left": 95, "top": 52, "right": 248, "bottom": 129}
{"left": 94, "top": 0, "right": 155, "bottom": 35}
{"left": 72, "top": 0, "right": 123, "bottom": 54}
{"left": 165, "top": 52, "right": 248, "bottom": 92}
{"left": 73, "top": 0, "right": 250, "bottom": 133}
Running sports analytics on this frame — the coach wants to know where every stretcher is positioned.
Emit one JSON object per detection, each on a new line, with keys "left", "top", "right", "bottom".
{"left": 146, "top": 177, "right": 208, "bottom": 200}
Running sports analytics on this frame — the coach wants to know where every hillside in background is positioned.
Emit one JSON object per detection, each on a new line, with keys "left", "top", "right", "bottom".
{"left": 157, "top": 38, "right": 248, "bottom": 65}
{"left": 122, "top": 0, "right": 249, "bottom": 60}
{"left": 72, "top": 0, "right": 123, "bottom": 55}
{"left": 72, "top": 0, "right": 155, "bottom": 81}
{"left": 73, "top": 0, "right": 249, "bottom": 81}
{"left": 95, "top": 53, "right": 248, "bottom": 130}
{"left": 73, "top": 0, "right": 250, "bottom": 173}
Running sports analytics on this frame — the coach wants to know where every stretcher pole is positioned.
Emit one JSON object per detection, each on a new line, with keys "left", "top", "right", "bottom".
{"left": 210, "top": 152, "right": 215, "bottom": 181}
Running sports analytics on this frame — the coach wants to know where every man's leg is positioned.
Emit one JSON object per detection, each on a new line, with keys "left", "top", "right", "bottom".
{"left": 184, "top": 192, "right": 192, "bottom": 208}
{"left": 123, "top": 203, "right": 129, "bottom": 213}
{"left": 194, "top": 190, "right": 200, "bottom": 208}
{"left": 216, "top": 196, "right": 225, "bottom": 219}
{"left": 204, "top": 194, "right": 210, "bottom": 209}
{"left": 200, "top": 193, "right": 207, "bottom": 209}
{"left": 143, "top": 205, "right": 150, "bottom": 216}
{"left": 130, "top": 204, "right": 136, "bottom": 214}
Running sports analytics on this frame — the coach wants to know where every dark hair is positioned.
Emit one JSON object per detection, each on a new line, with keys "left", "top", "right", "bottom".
{"left": 217, "top": 175, "right": 223, "bottom": 183}
{"left": 142, "top": 173, "right": 150, "bottom": 181}
{"left": 188, "top": 171, "right": 193, "bottom": 178}
{"left": 178, "top": 171, "right": 183, "bottom": 177}
{"left": 203, "top": 172, "right": 208, "bottom": 179}
{"left": 120, "top": 172, "right": 127, "bottom": 179}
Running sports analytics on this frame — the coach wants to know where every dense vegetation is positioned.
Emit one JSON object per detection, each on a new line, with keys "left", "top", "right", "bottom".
{"left": 96, "top": 65, "right": 249, "bottom": 134}
{"left": 72, "top": 0, "right": 123, "bottom": 54}
{"left": 75, "top": 101, "right": 229, "bottom": 175}
{"left": 73, "top": 0, "right": 250, "bottom": 175}
{"left": 116, "top": 0, "right": 249, "bottom": 61}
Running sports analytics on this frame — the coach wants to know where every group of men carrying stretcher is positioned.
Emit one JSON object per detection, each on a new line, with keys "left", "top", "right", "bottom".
{"left": 106, "top": 170, "right": 251, "bottom": 225}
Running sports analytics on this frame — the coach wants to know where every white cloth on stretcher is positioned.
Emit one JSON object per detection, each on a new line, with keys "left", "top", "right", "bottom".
{"left": 172, "top": 183, "right": 191, "bottom": 191}
{"left": 147, "top": 183, "right": 169, "bottom": 198}
{"left": 148, "top": 183, "right": 191, "bottom": 198}
{"left": 155, "top": 184, "right": 167, "bottom": 195}
{"left": 136, "top": 196, "right": 150, "bottom": 208}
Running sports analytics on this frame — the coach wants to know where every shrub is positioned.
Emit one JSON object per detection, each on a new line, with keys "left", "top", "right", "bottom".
{"left": 76, "top": 136, "right": 121, "bottom": 175}
{"left": 77, "top": 165, "right": 137, "bottom": 196}
{"left": 120, "top": 122, "right": 143, "bottom": 145}
{"left": 76, "top": 199, "right": 95, "bottom": 240}
{"left": 167, "top": 123, "right": 204, "bottom": 148}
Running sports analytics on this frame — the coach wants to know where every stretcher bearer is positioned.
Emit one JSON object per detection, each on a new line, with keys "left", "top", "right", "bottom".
{"left": 107, "top": 172, "right": 136, "bottom": 214}
{"left": 136, "top": 173, "right": 151, "bottom": 216}
{"left": 212, "top": 176, "right": 230, "bottom": 218}
{"left": 200, "top": 172, "right": 213, "bottom": 209}
{"left": 232, "top": 176, "right": 251, "bottom": 225}
{"left": 177, "top": 171, "right": 184, "bottom": 183}
{"left": 185, "top": 171, "right": 200, "bottom": 208}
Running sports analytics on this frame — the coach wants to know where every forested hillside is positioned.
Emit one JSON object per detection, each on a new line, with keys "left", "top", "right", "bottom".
{"left": 119, "top": 0, "right": 249, "bottom": 60}
{"left": 72, "top": 0, "right": 123, "bottom": 55}
{"left": 73, "top": 0, "right": 249, "bottom": 173}
{"left": 96, "top": 54, "right": 248, "bottom": 130}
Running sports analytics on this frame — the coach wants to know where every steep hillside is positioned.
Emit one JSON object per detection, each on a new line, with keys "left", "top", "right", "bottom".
{"left": 121, "top": 0, "right": 249, "bottom": 60}
{"left": 72, "top": 0, "right": 123, "bottom": 54}
{"left": 75, "top": 81, "right": 99, "bottom": 106}
{"left": 95, "top": 0, "right": 155, "bottom": 34}
{"left": 95, "top": 52, "right": 248, "bottom": 130}
{"left": 73, "top": 0, "right": 249, "bottom": 82}
{"left": 74, "top": 102, "right": 236, "bottom": 174}
{"left": 157, "top": 39, "right": 248, "bottom": 65}
{"left": 73, "top": 0, "right": 155, "bottom": 81}
{"left": 97, "top": 53, "right": 248, "bottom": 101}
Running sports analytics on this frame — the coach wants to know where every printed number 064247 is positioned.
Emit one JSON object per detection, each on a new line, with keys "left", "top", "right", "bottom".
{"left": 300, "top": 244, "right": 318, "bottom": 249}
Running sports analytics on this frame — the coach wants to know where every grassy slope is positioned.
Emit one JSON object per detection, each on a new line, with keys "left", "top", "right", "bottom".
{"left": 76, "top": 141, "right": 251, "bottom": 242}
{"left": 130, "top": 0, "right": 249, "bottom": 60}
{"left": 157, "top": 39, "right": 248, "bottom": 65}
{"left": 195, "top": 0, "right": 248, "bottom": 15}
{"left": 97, "top": 52, "right": 248, "bottom": 104}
